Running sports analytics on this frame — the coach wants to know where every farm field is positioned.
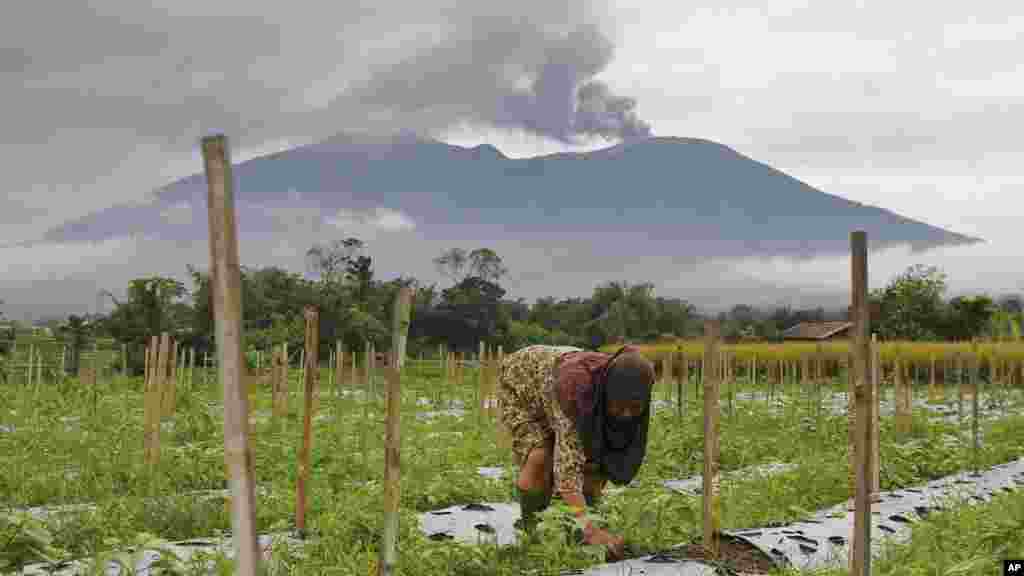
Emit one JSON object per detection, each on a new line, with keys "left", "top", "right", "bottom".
{"left": 3, "top": 354, "right": 1024, "bottom": 575}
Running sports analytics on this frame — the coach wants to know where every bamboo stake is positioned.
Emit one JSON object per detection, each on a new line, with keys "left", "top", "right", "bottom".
{"left": 296, "top": 305, "right": 319, "bottom": 537}
{"left": 970, "top": 350, "right": 980, "bottom": 476}
{"left": 379, "top": 288, "right": 412, "bottom": 576}
{"left": 850, "top": 230, "right": 872, "bottom": 576}
{"left": 351, "top": 344, "right": 357, "bottom": 390}
{"left": 335, "top": 340, "right": 343, "bottom": 395}
{"left": 928, "top": 355, "right": 939, "bottom": 403}
{"left": 299, "top": 347, "right": 305, "bottom": 396}
{"left": 158, "top": 333, "right": 171, "bottom": 417}
{"left": 895, "top": 356, "right": 911, "bottom": 437}
{"left": 282, "top": 342, "right": 289, "bottom": 404}
{"left": 678, "top": 352, "right": 686, "bottom": 417}
{"left": 365, "top": 343, "right": 372, "bottom": 395}
{"left": 144, "top": 338, "right": 158, "bottom": 464}
{"left": 203, "top": 133, "right": 261, "bottom": 574}
{"left": 478, "top": 341, "right": 487, "bottom": 417}
{"left": 497, "top": 345, "right": 512, "bottom": 449}
{"left": 169, "top": 339, "right": 178, "bottom": 416}
{"left": 847, "top": 351, "right": 856, "bottom": 507}
{"left": 28, "top": 344, "right": 35, "bottom": 387}
{"left": 663, "top": 350, "right": 671, "bottom": 409}
{"left": 702, "top": 320, "right": 721, "bottom": 559}
{"left": 270, "top": 346, "right": 281, "bottom": 424}
{"left": 155, "top": 335, "right": 170, "bottom": 462}
{"left": 956, "top": 353, "right": 965, "bottom": 426}
{"left": 870, "top": 334, "right": 880, "bottom": 500}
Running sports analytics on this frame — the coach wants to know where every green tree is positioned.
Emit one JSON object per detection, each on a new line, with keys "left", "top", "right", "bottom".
{"left": 984, "top": 306, "right": 1020, "bottom": 341}
{"left": 433, "top": 248, "right": 508, "bottom": 285}
{"left": 871, "top": 264, "right": 947, "bottom": 340}
{"left": 57, "top": 314, "right": 93, "bottom": 375}
{"left": 306, "top": 238, "right": 364, "bottom": 287}
{"left": 101, "top": 277, "right": 189, "bottom": 373}
{"left": 942, "top": 295, "right": 995, "bottom": 341}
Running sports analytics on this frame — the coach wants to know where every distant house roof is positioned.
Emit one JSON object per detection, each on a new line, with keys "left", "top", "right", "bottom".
{"left": 781, "top": 321, "right": 853, "bottom": 340}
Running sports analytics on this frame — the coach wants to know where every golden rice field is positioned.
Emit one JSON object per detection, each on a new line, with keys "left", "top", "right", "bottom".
{"left": 603, "top": 340, "right": 1024, "bottom": 368}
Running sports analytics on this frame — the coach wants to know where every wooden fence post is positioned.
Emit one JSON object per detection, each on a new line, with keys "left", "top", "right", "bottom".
{"left": 203, "top": 133, "right": 261, "bottom": 574}
{"left": 379, "top": 287, "right": 412, "bottom": 576}
{"left": 870, "top": 334, "right": 880, "bottom": 500}
{"left": 703, "top": 320, "right": 721, "bottom": 559}
{"left": 296, "top": 305, "right": 319, "bottom": 537}
{"left": 169, "top": 338, "right": 178, "bottom": 415}
{"left": 335, "top": 340, "right": 343, "bottom": 393}
{"left": 850, "top": 230, "right": 872, "bottom": 576}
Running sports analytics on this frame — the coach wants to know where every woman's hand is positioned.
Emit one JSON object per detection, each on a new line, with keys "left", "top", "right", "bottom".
{"left": 565, "top": 490, "right": 624, "bottom": 561}
{"left": 583, "top": 526, "right": 625, "bottom": 561}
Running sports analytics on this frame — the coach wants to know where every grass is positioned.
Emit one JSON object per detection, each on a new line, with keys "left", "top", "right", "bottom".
{"left": 1, "top": 360, "right": 1023, "bottom": 575}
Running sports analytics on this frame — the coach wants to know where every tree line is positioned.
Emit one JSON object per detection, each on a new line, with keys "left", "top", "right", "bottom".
{"left": 2, "top": 243, "right": 1020, "bottom": 376}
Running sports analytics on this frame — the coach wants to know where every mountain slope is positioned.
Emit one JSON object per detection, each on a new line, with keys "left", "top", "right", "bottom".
{"left": 42, "top": 132, "right": 982, "bottom": 259}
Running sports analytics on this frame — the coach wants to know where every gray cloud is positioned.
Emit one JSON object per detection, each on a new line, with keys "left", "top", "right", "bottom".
{"left": 1, "top": 0, "right": 646, "bottom": 246}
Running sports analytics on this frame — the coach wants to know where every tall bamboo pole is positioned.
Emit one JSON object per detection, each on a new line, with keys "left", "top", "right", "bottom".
{"left": 870, "top": 333, "right": 880, "bottom": 500}
{"left": 203, "top": 133, "right": 260, "bottom": 574}
{"left": 296, "top": 305, "right": 319, "bottom": 536}
{"left": 702, "top": 320, "right": 721, "bottom": 558}
{"left": 379, "top": 287, "right": 412, "bottom": 576}
{"left": 850, "top": 230, "right": 872, "bottom": 576}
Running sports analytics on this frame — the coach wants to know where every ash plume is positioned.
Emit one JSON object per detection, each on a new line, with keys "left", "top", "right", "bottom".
{"left": 325, "top": 1, "right": 653, "bottom": 144}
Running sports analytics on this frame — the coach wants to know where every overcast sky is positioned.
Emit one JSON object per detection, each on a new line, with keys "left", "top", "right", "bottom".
{"left": 2, "top": 1, "right": 1022, "bottom": 321}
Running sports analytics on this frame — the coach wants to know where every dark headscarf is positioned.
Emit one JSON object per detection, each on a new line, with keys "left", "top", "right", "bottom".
{"left": 575, "top": 347, "right": 652, "bottom": 486}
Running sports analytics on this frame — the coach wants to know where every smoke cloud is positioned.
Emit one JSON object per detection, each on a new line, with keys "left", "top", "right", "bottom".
{"left": 326, "top": 2, "right": 652, "bottom": 143}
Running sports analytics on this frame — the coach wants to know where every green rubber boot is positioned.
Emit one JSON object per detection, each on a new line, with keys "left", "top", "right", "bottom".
{"left": 516, "top": 487, "right": 551, "bottom": 534}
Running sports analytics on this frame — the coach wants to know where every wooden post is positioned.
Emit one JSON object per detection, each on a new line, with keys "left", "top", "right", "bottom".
{"left": 350, "top": 345, "right": 357, "bottom": 390}
{"left": 92, "top": 341, "right": 99, "bottom": 387}
{"left": 143, "top": 341, "right": 154, "bottom": 465}
{"left": 271, "top": 346, "right": 285, "bottom": 422}
{"left": 169, "top": 338, "right": 178, "bottom": 415}
{"left": 158, "top": 333, "right": 171, "bottom": 417}
{"left": 970, "top": 351, "right": 980, "bottom": 476}
{"left": 665, "top": 351, "right": 674, "bottom": 406}
{"left": 702, "top": 320, "right": 721, "bottom": 559}
{"left": 679, "top": 352, "right": 687, "bottom": 417}
{"left": 299, "top": 347, "right": 306, "bottom": 396}
{"left": 497, "top": 345, "right": 512, "bottom": 449}
{"left": 870, "top": 334, "right": 880, "bottom": 500}
{"left": 391, "top": 288, "right": 413, "bottom": 380}
{"left": 27, "top": 344, "right": 35, "bottom": 387}
{"left": 202, "top": 133, "right": 261, "bottom": 574}
{"left": 365, "top": 343, "right": 373, "bottom": 396}
{"left": 296, "top": 305, "right": 319, "bottom": 537}
{"left": 144, "top": 344, "right": 151, "bottom": 388}
{"left": 478, "top": 341, "right": 487, "bottom": 415}
{"left": 282, "top": 342, "right": 289, "bottom": 398}
{"left": 850, "top": 230, "right": 872, "bottom": 576}
{"left": 928, "top": 354, "right": 940, "bottom": 403}
{"left": 144, "top": 336, "right": 160, "bottom": 466}
{"left": 379, "top": 288, "right": 411, "bottom": 576}
{"left": 335, "top": 340, "right": 343, "bottom": 394}
{"left": 895, "top": 356, "right": 910, "bottom": 437}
